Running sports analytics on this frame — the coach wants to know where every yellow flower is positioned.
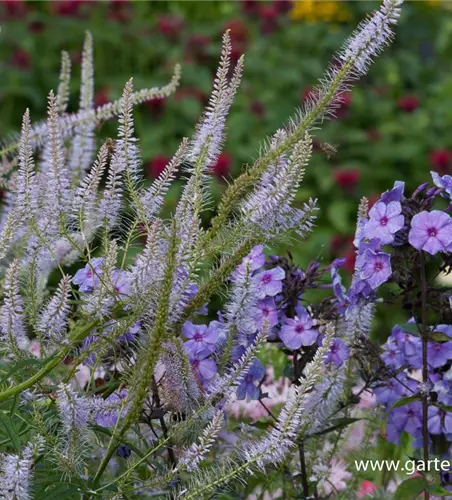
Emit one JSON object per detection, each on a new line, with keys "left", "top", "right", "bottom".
{"left": 291, "top": 0, "right": 350, "bottom": 23}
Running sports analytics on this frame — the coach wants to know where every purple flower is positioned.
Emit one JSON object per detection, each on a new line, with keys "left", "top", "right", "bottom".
{"left": 255, "top": 266, "right": 285, "bottom": 299}
{"left": 428, "top": 406, "right": 452, "bottom": 435}
{"left": 95, "top": 390, "right": 128, "bottom": 428}
{"left": 255, "top": 298, "right": 279, "bottom": 328}
{"left": 381, "top": 337, "right": 405, "bottom": 369}
{"left": 408, "top": 210, "right": 452, "bottom": 255}
{"left": 182, "top": 321, "right": 217, "bottom": 358}
{"left": 374, "top": 373, "right": 417, "bottom": 405}
{"left": 190, "top": 350, "right": 217, "bottom": 385}
{"left": 359, "top": 248, "right": 392, "bottom": 290}
{"left": 380, "top": 181, "right": 405, "bottom": 204}
{"left": 279, "top": 305, "right": 318, "bottom": 350}
{"left": 427, "top": 341, "right": 452, "bottom": 368}
{"left": 325, "top": 338, "right": 349, "bottom": 367}
{"left": 112, "top": 269, "right": 131, "bottom": 299}
{"left": 73, "top": 257, "right": 104, "bottom": 292}
{"left": 236, "top": 358, "right": 265, "bottom": 400}
{"left": 363, "top": 201, "right": 404, "bottom": 244}
{"left": 431, "top": 171, "right": 452, "bottom": 200}
{"left": 235, "top": 245, "right": 265, "bottom": 276}
{"left": 394, "top": 328, "right": 422, "bottom": 369}
{"left": 331, "top": 262, "right": 347, "bottom": 303}
{"left": 387, "top": 402, "right": 422, "bottom": 444}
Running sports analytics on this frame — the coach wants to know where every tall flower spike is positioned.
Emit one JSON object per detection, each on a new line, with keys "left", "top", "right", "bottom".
{"left": 37, "top": 274, "right": 72, "bottom": 344}
{"left": 0, "top": 259, "right": 28, "bottom": 355}
{"left": 99, "top": 147, "right": 126, "bottom": 231}
{"left": 56, "top": 51, "right": 71, "bottom": 115}
{"left": 56, "top": 383, "right": 92, "bottom": 434}
{"left": 188, "top": 30, "right": 244, "bottom": 169}
{"left": 68, "top": 31, "right": 96, "bottom": 179}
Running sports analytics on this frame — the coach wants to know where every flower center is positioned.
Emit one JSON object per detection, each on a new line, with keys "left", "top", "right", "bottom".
{"left": 192, "top": 360, "right": 199, "bottom": 368}
{"left": 428, "top": 227, "right": 438, "bottom": 237}
{"left": 374, "top": 261, "right": 383, "bottom": 272}
{"left": 245, "top": 375, "right": 253, "bottom": 383}
{"left": 261, "top": 273, "right": 272, "bottom": 284}
{"left": 380, "top": 216, "right": 389, "bottom": 226}
{"left": 193, "top": 333, "right": 204, "bottom": 342}
{"left": 331, "top": 345, "right": 337, "bottom": 353}
{"left": 262, "top": 308, "right": 269, "bottom": 315}
{"left": 295, "top": 325, "right": 304, "bottom": 333}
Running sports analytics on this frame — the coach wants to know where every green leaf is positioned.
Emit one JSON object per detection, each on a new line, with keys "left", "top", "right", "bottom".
{"left": 0, "top": 413, "right": 21, "bottom": 452}
{"left": 394, "top": 477, "right": 427, "bottom": 500}
{"left": 398, "top": 323, "right": 421, "bottom": 337}
{"left": 391, "top": 395, "right": 422, "bottom": 409}
{"left": 427, "top": 484, "right": 452, "bottom": 496}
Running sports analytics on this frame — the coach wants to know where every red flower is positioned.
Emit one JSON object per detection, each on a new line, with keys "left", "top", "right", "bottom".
{"left": 28, "top": 20, "right": 45, "bottom": 34}
{"left": 397, "top": 95, "right": 419, "bottom": 113}
{"left": 241, "top": 0, "right": 260, "bottom": 16}
{"left": 212, "top": 152, "right": 231, "bottom": 180}
{"left": 259, "top": 3, "right": 279, "bottom": 34}
{"left": 274, "top": 0, "right": 293, "bottom": 14}
{"left": 145, "top": 97, "right": 165, "bottom": 119}
{"left": 357, "top": 480, "right": 377, "bottom": 498}
{"left": 54, "top": 1, "right": 82, "bottom": 17}
{"left": 330, "top": 235, "right": 355, "bottom": 274}
{"left": 224, "top": 19, "right": 249, "bottom": 46}
{"left": 95, "top": 88, "right": 110, "bottom": 108}
{"left": 10, "top": 49, "right": 30, "bottom": 71}
{"left": 333, "top": 168, "right": 360, "bottom": 192}
{"left": 250, "top": 100, "right": 265, "bottom": 119}
{"left": 147, "top": 155, "right": 169, "bottom": 179}
{"left": 186, "top": 35, "right": 211, "bottom": 64}
{"left": 108, "top": 0, "right": 132, "bottom": 23}
{"left": 1, "top": 0, "right": 28, "bottom": 19}
{"left": 430, "top": 148, "right": 452, "bottom": 174}
{"left": 157, "top": 15, "right": 184, "bottom": 39}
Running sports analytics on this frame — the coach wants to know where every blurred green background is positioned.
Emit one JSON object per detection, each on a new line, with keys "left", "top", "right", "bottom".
{"left": 1, "top": 0, "right": 452, "bottom": 273}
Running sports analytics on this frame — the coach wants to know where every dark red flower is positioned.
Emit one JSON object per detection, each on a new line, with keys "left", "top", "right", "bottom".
{"left": 259, "top": 4, "right": 279, "bottom": 34}
{"left": 397, "top": 95, "right": 419, "bottom": 113}
{"left": 330, "top": 235, "right": 355, "bottom": 274}
{"left": 147, "top": 155, "right": 169, "bottom": 179}
{"left": 157, "top": 15, "right": 184, "bottom": 39}
{"left": 334, "top": 91, "right": 352, "bottom": 118}
{"left": 212, "top": 152, "right": 231, "bottom": 180}
{"left": 250, "top": 100, "right": 265, "bottom": 119}
{"left": 224, "top": 19, "right": 249, "bottom": 46}
{"left": 145, "top": 97, "right": 165, "bottom": 119}
{"left": 186, "top": 35, "right": 211, "bottom": 65}
{"left": 28, "top": 20, "right": 45, "bottom": 34}
{"left": 108, "top": 0, "right": 132, "bottom": 23}
{"left": 95, "top": 88, "right": 110, "bottom": 108}
{"left": 10, "top": 49, "right": 30, "bottom": 71}
{"left": 242, "top": 0, "right": 260, "bottom": 16}
{"left": 274, "top": 0, "right": 293, "bottom": 14}
{"left": 54, "top": 1, "right": 82, "bottom": 17}
{"left": 333, "top": 168, "right": 360, "bottom": 192}
{"left": 430, "top": 149, "right": 452, "bottom": 175}
{"left": 2, "top": 0, "right": 28, "bottom": 19}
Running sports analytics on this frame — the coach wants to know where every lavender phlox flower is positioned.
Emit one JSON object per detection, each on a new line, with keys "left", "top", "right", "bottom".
{"left": 434, "top": 378, "right": 452, "bottom": 406}
{"left": 374, "top": 373, "right": 417, "bottom": 405}
{"left": 363, "top": 201, "right": 404, "bottom": 244}
{"left": 380, "top": 180, "right": 405, "bottom": 204}
{"left": 358, "top": 248, "right": 392, "bottom": 290}
{"left": 254, "top": 298, "right": 279, "bottom": 329}
{"left": 235, "top": 245, "right": 265, "bottom": 277}
{"left": 431, "top": 171, "right": 452, "bottom": 200}
{"left": 408, "top": 210, "right": 452, "bottom": 255}
{"left": 412, "top": 182, "right": 429, "bottom": 199}
{"left": 94, "top": 390, "right": 128, "bottom": 428}
{"left": 427, "top": 340, "right": 452, "bottom": 369}
{"left": 386, "top": 401, "right": 422, "bottom": 444}
{"left": 428, "top": 406, "right": 452, "bottom": 435}
{"left": 111, "top": 269, "right": 131, "bottom": 299}
{"left": 394, "top": 327, "right": 422, "bottom": 369}
{"left": 279, "top": 305, "right": 318, "bottom": 350}
{"left": 189, "top": 350, "right": 218, "bottom": 386}
{"left": 330, "top": 260, "right": 347, "bottom": 303}
{"left": 380, "top": 336, "right": 405, "bottom": 369}
{"left": 73, "top": 257, "right": 104, "bottom": 292}
{"left": 255, "top": 266, "right": 285, "bottom": 299}
{"left": 182, "top": 321, "right": 217, "bottom": 358}
{"left": 236, "top": 358, "right": 265, "bottom": 401}
{"left": 325, "top": 338, "right": 349, "bottom": 367}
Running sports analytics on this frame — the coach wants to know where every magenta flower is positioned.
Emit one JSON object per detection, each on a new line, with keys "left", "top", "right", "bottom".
{"left": 255, "top": 266, "right": 285, "bottom": 299}
{"left": 182, "top": 321, "right": 217, "bottom": 357}
{"left": 359, "top": 248, "right": 392, "bottom": 290}
{"left": 363, "top": 201, "right": 404, "bottom": 244}
{"left": 408, "top": 210, "right": 452, "bottom": 255}
{"left": 279, "top": 306, "right": 318, "bottom": 350}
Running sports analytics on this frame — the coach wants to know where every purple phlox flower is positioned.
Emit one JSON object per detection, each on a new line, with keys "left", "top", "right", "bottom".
{"left": 381, "top": 337, "right": 405, "bottom": 369}
{"left": 431, "top": 171, "right": 452, "bottom": 200}
{"left": 408, "top": 210, "right": 452, "bottom": 255}
{"left": 208, "top": 320, "right": 228, "bottom": 347}
{"left": 255, "top": 297, "right": 279, "bottom": 329}
{"left": 330, "top": 262, "right": 347, "bottom": 303}
{"left": 182, "top": 321, "right": 217, "bottom": 358}
{"left": 189, "top": 349, "right": 217, "bottom": 385}
{"left": 427, "top": 341, "right": 452, "bottom": 369}
{"left": 118, "top": 321, "right": 141, "bottom": 343}
{"left": 230, "top": 344, "right": 245, "bottom": 364}
{"left": 394, "top": 329, "right": 422, "bottom": 369}
{"left": 73, "top": 257, "right": 104, "bottom": 292}
{"left": 235, "top": 245, "right": 265, "bottom": 276}
{"left": 279, "top": 305, "right": 318, "bottom": 350}
{"left": 380, "top": 181, "right": 405, "bottom": 204}
{"left": 428, "top": 406, "right": 452, "bottom": 435}
{"left": 433, "top": 378, "right": 452, "bottom": 406}
{"left": 325, "top": 337, "right": 349, "bottom": 367}
{"left": 255, "top": 266, "right": 285, "bottom": 299}
{"left": 386, "top": 402, "right": 422, "bottom": 444}
{"left": 358, "top": 248, "right": 392, "bottom": 290}
{"left": 354, "top": 215, "right": 368, "bottom": 249}
{"left": 363, "top": 201, "right": 404, "bottom": 244}
{"left": 236, "top": 358, "right": 265, "bottom": 401}
{"left": 374, "top": 373, "right": 417, "bottom": 406}
{"left": 95, "top": 389, "right": 128, "bottom": 428}
{"left": 112, "top": 269, "right": 132, "bottom": 299}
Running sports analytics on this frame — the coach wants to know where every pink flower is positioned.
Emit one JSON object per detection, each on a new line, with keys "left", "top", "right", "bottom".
{"left": 357, "top": 480, "right": 377, "bottom": 498}
{"left": 397, "top": 95, "right": 419, "bottom": 113}
{"left": 147, "top": 155, "right": 169, "bottom": 179}
{"left": 211, "top": 152, "right": 231, "bottom": 180}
